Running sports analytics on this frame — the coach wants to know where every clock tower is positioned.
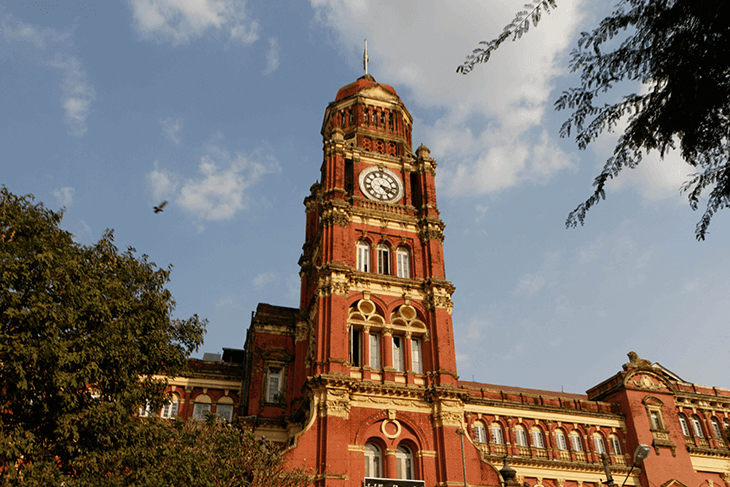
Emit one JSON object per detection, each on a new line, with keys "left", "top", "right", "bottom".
{"left": 241, "top": 74, "right": 487, "bottom": 487}
{"left": 296, "top": 73, "right": 458, "bottom": 388}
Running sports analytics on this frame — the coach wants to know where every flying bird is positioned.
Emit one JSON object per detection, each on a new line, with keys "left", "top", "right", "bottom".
{"left": 153, "top": 201, "right": 168, "bottom": 213}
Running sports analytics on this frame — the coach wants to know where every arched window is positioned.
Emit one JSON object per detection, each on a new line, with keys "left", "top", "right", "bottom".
{"left": 679, "top": 414, "right": 691, "bottom": 436}
{"left": 377, "top": 245, "right": 390, "bottom": 275}
{"left": 266, "top": 367, "right": 284, "bottom": 403}
{"left": 350, "top": 327, "right": 363, "bottom": 366}
{"left": 473, "top": 421, "right": 487, "bottom": 443}
{"left": 570, "top": 431, "right": 584, "bottom": 452}
{"left": 609, "top": 435, "right": 622, "bottom": 455}
{"left": 650, "top": 411, "right": 662, "bottom": 430}
{"left": 491, "top": 423, "right": 505, "bottom": 444}
{"left": 392, "top": 335, "right": 405, "bottom": 371}
{"left": 396, "top": 247, "right": 410, "bottom": 278}
{"left": 216, "top": 396, "right": 234, "bottom": 423}
{"left": 357, "top": 242, "right": 370, "bottom": 272}
{"left": 369, "top": 332, "right": 381, "bottom": 369}
{"left": 555, "top": 429, "right": 567, "bottom": 450}
{"left": 160, "top": 393, "right": 180, "bottom": 419}
{"left": 193, "top": 394, "right": 211, "bottom": 421}
{"left": 410, "top": 338, "right": 423, "bottom": 374}
{"left": 691, "top": 415, "right": 704, "bottom": 437}
{"left": 515, "top": 425, "right": 528, "bottom": 447}
{"left": 593, "top": 434, "right": 607, "bottom": 454}
{"left": 531, "top": 427, "right": 545, "bottom": 448}
{"left": 364, "top": 443, "right": 382, "bottom": 478}
{"left": 396, "top": 446, "right": 414, "bottom": 480}
{"left": 711, "top": 417, "right": 723, "bottom": 439}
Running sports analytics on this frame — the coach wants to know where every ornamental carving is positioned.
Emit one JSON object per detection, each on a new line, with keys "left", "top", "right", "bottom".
{"left": 418, "top": 227, "right": 445, "bottom": 243}
{"left": 629, "top": 374, "right": 664, "bottom": 391}
{"left": 319, "top": 389, "right": 351, "bottom": 418}
{"left": 295, "top": 320, "right": 308, "bottom": 343}
{"left": 321, "top": 210, "right": 350, "bottom": 228}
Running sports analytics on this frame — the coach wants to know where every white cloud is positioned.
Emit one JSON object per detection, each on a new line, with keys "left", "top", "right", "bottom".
{"left": 517, "top": 273, "right": 546, "bottom": 297}
{"left": 2, "top": 12, "right": 94, "bottom": 136}
{"left": 147, "top": 141, "right": 280, "bottom": 225}
{"left": 53, "top": 186, "right": 75, "bottom": 207}
{"left": 263, "top": 37, "right": 280, "bottom": 75}
{"left": 178, "top": 147, "right": 279, "bottom": 221}
{"left": 160, "top": 117, "right": 184, "bottom": 144}
{"left": 253, "top": 271, "right": 277, "bottom": 289}
{"left": 128, "top": 0, "right": 260, "bottom": 46}
{"left": 310, "top": 0, "right": 585, "bottom": 196}
{"left": 147, "top": 161, "right": 180, "bottom": 200}
{"left": 48, "top": 55, "right": 96, "bottom": 136}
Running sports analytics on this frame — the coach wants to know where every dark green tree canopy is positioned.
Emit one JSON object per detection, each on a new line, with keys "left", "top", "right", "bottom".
{"left": 0, "top": 187, "right": 206, "bottom": 480}
{"left": 459, "top": 0, "right": 730, "bottom": 240}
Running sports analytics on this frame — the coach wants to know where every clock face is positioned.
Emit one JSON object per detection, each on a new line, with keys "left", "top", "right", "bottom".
{"left": 359, "top": 167, "right": 404, "bottom": 203}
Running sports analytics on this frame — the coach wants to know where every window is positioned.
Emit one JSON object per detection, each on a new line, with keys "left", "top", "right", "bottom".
{"left": 160, "top": 394, "right": 180, "bottom": 419}
{"left": 515, "top": 427, "right": 528, "bottom": 447}
{"left": 532, "top": 429, "right": 545, "bottom": 448}
{"left": 357, "top": 242, "right": 370, "bottom": 272}
{"left": 411, "top": 338, "right": 422, "bottom": 374}
{"left": 711, "top": 418, "right": 723, "bottom": 439}
{"left": 679, "top": 415, "right": 691, "bottom": 436}
{"left": 364, "top": 443, "right": 382, "bottom": 478}
{"left": 193, "top": 402, "right": 211, "bottom": 421}
{"left": 392, "top": 336, "right": 405, "bottom": 372}
{"left": 555, "top": 430, "right": 567, "bottom": 450}
{"left": 267, "top": 367, "right": 283, "bottom": 403}
{"left": 650, "top": 411, "right": 662, "bottom": 430}
{"left": 369, "top": 333, "right": 381, "bottom": 369}
{"left": 217, "top": 404, "right": 234, "bottom": 423}
{"left": 491, "top": 424, "right": 505, "bottom": 444}
{"left": 377, "top": 245, "right": 390, "bottom": 275}
{"left": 570, "top": 432, "right": 583, "bottom": 452}
{"left": 139, "top": 402, "right": 153, "bottom": 418}
{"left": 395, "top": 446, "right": 414, "bottom": 480}
{"left": 350, "top": 328, "right": 362, "bottom": 366}
{"left": 474, "top": 421, "right": 487, "bottom": 443}
{"left": 691, "top": 415, "right": 704, "bottom": 437}
{"left": 609, "top": 435, "right": 622, "bottom": 455}
{"left": 396, "top": 248, "right": 410, "bottom": 278}
{"left": 593, "top": 435, "right": 607, "bottom": 454}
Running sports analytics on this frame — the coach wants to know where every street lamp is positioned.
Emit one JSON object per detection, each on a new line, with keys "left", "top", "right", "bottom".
{"left": 602, "top": 445, "right": 650, "bottom": 487}
{"left": 498, "top": 458, "right": 517, "bottom": 487}
{"left": 618, "top": 445, "right": 651, "bottom": 487}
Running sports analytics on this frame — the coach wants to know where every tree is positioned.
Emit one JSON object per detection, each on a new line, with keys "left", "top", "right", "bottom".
{"left": 0, "top": 187, "right": 206, "bottom": 482}
{"left": 458, "top": 0, "right": 730, "bottom": 240}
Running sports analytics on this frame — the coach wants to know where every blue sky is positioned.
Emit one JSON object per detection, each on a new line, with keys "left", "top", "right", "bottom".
{"left": 2, "top": 0, "right": 728, "bottom": 394}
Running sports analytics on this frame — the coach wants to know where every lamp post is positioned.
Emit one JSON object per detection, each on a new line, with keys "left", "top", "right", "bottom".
{"left": 602, "top": 445, "right": 651, "bottom": 487}
{"left": 498, "top": 458, "right": 518, "bottom": 487}
{"left": 618, "top": 445, "right": 651, "bottom": 487}
{"left": 456, "top": 429, "right": 468, "bottom": 487}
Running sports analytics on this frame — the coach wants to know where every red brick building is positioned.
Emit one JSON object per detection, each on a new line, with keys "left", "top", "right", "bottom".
{"left": 161, "top": 75, "right": 730, "bottom": 487}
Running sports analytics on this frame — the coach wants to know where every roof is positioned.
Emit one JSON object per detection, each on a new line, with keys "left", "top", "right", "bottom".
{"left": 335, "top": 74, "right": 399, "bottom": 101}
{"left": 459, "top": 380, "right": 589, "bottom": 401}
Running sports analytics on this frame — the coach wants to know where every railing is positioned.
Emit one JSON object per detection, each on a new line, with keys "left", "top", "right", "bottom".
{"left": 695, "top": 437, "right": 709, "bottom": 448}
{"left": 611, "top": 454, "right": 626, "bottom": 465}
{"left": 516, "top": 446, "right": 530, "bottom": 456}
{"left": 492, "top": 444, "right": 507, "bottom": 456}
{"left": 574, "top": 452, "right": 587, "bottom": 462}
{"left": 532, "top": 448, "right": 548, "bottom": 459}
{"left": 556, "top": 450, "right": 571, "bottom": 461}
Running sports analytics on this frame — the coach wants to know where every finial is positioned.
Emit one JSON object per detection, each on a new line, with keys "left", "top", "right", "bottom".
{"left": 363, "top": 39, "right": 369, "bottom": 75}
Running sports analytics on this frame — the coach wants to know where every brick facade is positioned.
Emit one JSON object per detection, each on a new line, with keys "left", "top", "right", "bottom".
{"left": 159, "top": 75, "right": 730, "bottom": 487}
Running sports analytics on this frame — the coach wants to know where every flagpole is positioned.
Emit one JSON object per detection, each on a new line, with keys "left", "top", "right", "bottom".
{"left": 363, "top": 39, "right": 369, "bottom": 75}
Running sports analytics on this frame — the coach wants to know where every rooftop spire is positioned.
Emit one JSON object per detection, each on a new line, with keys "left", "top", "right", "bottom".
{"left": 363, "top": 39, "right": 369, "bottom": 75}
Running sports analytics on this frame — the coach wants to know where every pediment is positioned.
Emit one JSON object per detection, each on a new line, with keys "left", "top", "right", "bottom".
{"left": 358, "top": 85, "right": 400, "bottom": 103}
{"left": 623, "top": 370, "right": 675, "bottom": 393}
